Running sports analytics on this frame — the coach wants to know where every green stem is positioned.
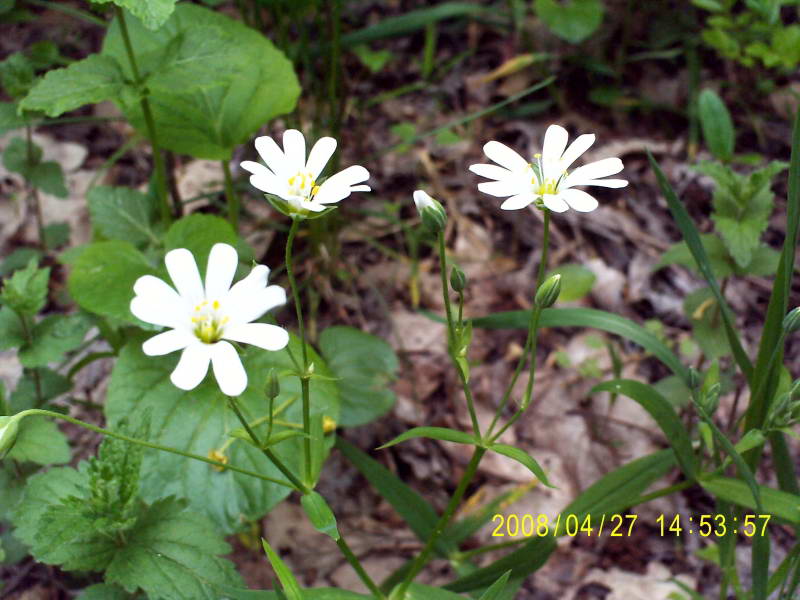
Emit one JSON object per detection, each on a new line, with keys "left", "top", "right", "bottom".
{"left": 16, "top": 409, "right": 294, "bottom": 488}
{"left": 115, "top": 5, "right": 171, "bottom": 225}
{"left": 226, "top": 396, "right": 308, "bottom": 493}
{"left": 536, "top": 209, "right": 551, "bottom": 289}
{"left": 336, "top": 537, "right": 387, "bottom": 599}
{"left": 222, "top": 160, "right": 239, "bottom": 231}
{"left": 25, "top": 126, "right": 46, "bottom": 250}
{"left": 301, "top": 376, "right": 312, "bottom": 483}
{"left": 393, "top": 447, "right": 486, "bottom": 598}
{"left": 438, "top": 232, "right": 455, "bottom": 347}
{"left": 17, "top": 314, "right": 43, "bottom": 407}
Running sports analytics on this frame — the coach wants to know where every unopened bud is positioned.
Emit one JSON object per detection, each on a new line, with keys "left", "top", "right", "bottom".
{"left": 534, "top": 274, "right": 561, "bottom": 308}
{"left": 688, "top": 367, "right": 701, "bottom": 390}
{"left": 412, "top": 190, "right": 446, "bottom": 233}
{"left": 0, "top": 415, "right": 21, "bottom": 459}
{"left": 265, "top": 369, "right": 280, "bottom": 400}
{"left": 450, "top": 266, "right": 467, "bottom": 293}
{"left": 783, "top": 307, "right": 800, "bottom": 333}
{"left": 322, "top": 416, "right": 337, "bottom": 434}
{"left": 701, "top": 382, "right": 721, "bottom": 415}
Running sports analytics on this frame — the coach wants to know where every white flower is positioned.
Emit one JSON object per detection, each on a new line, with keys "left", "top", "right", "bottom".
{"left": 240, "top": 129, "right": 371, "bottom": 215}
{"left": 469, "top": 124, "right": 628, "bottom": 213}
{"left": 130, "top": 243, "right": 289, "bottom": 397}
{"left": 412, "top": 190, "right": 436, "bottom": 213}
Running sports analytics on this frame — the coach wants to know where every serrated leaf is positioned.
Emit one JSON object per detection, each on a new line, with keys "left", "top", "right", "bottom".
{"left": 3, "top": 136, "right": 68, "bottom": 197}
{"left": 0, "top": 256, "right": 49, "bottom": 315}
{"left": 301, "top": 491, "right": 340, "bottom": 541}
{"left": 6, "top": 416, "right": 70, "bottom": 465}
{"left": 488, "top": 443, "right": 553, "bottom": 487}
{"left": 262, "top": 538, "right": 303, "bottom": 600}
{"left": 698, "top": 89, "right": 735, "bottom": 161}
{"left": 91, "top": 0, "right": 177, "bottom": 30}
{"left": 656, "top": 234, "right": 735, "bottom": 279}
{"left": 534, "top": 0, "right": 603, "bottom": 44}
{"left": 20, "top": 54, "right": 127, "bottom": 118}
{"left": 0, "top": 307, "right": 25, "bottom": 351}
{"left": 88, "top": 185, "right": 158, "bottom": 246}
{"left": 319, "top": 326, "right": 398, "bottom": 427}
{"left": 106, "top": 334, "right": 339, "bottom": 533}
{"left": 0, "top": 101, "right": 27, "bottom": 134}
{"left": 164, "top": 214, "right": 239, "bottom": 271}
{"left": 67, "top": 240, "right": 153, "bottom": 323}
{"left": 377, "top": 426, "right": 476, "bottom": 449}
{"left": 102, "top": 3, "right": 300, "bottom": 159}
{"left": 76, "top": 584, "right": 130, "bottom": 600}
{"left": 18, "top": 313, "right": 92, "bottom": 367}
{"left": 0, "top": 247, "right": 42, "bottom": 277}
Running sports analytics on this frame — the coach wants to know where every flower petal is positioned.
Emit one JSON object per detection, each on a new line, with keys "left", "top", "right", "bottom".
{"left": 542, "top": 194, "right": 570, "bottom": 213}
{"left": 210, "top": 341, "right": 247, "bottom": 396}
{"left": 170, "top": 342, "right": 212, "bottom": 391}
{"left": 478, "top": 180, "right": 526, "bottom": 198}
{"left": 282, "top": 129, "right": 306, "bottom": 173}
{"left": 314, "top": 165, "right": 370, "bottom": 204}
{"left": 569, "top": 178, "right": 628, "bottom": 189}
{"left": 500, "top": 194, "right": 535, "bottom": 210}
{"left": 223, "top": 322, "right": 289, "bottom": 352}
{"left": 254, "top": 136, "right": 286, "bottom": 176}
{"left": 205, "top": 243, "right": 238, "bottom": 301}
{"left": 483, "top": 141, "right": 529, "bottom": 172}
{"left": 226, "top": 265, "right": 270, "bottom": 299}
{"left": 350, "top": 185, "right": 371, "bottom": 192}
{"left": 133, "top": 274, "right": 182, "bottom": 306}
{"left": 241, "top": 161, "right": 286, "bottom": 196}
{"left": 542, "top": 124, "right": 569, "bottom": 163}
{"left": 131, "top": 295, "right": 186, "bottom": 329}
{"left": 559, "top": 134, "right": 595, "bottom": 171}
{"left": 469, "top": 163, "right": 515, "bottom": 181}
{"left": 142, "top": 329, "right": 195, "bottom": 356}
{"left": 229, "top": 285, "right": 287, "bottom": 324}
{"left": 566, "top": 157, "right": 624, "bottom": 185}
{"left": 561, "top": 188, "right": 599, "bottom": 212}
{"left": 305, "top": 137, "right": 337, "bottom": 179}
{"left": 165, "top": 248, "right": 204, "bottom": 305}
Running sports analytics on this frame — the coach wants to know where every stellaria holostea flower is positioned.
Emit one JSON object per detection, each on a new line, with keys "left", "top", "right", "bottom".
{"left": 412, "top": 190, "right": 446, "bottom": 232}
{"left": 241, "top": 129, "right": 370, "bottom": 216}
{"left": 130, "top": 243, "right": 289, "bottom": 396}
{"left": 469, "top": 124, "right": 627, "bottom": 213}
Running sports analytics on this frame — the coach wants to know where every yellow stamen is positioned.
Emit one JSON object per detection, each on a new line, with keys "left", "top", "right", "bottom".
{"left": 311, "top": 185, "right": 320, "bottom": 196}
{"left": 213, "top": 300, "right": 220, "bottom": 310}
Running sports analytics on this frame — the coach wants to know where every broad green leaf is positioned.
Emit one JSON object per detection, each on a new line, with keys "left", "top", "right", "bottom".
{"left": 0, "top": 247, "right": 42, "bottom": 277}
{"left": 0, "top": 101, "right": 26, "bottom": 134}
{"left": 262, "top": 538, "right": 303, "bottom": 600}
{"left": 446, "top": 450, "right": 676, "bottom": 592}
{"left": 67, "top": 240, "right": 153, "bottom": 324}
{"left": 319, "top": 326, "right": 398, "bottom": 427}
{"left": 18, "top": 313, "right": 92, "bottom": 368}
{"left": 698, "top": 89, "right": 734, "bottom": 161}
{"left": 0, "top": 52, "right": 35, "bottom": 99}
{"left": 544, "top": 264, "right": 595, "bottom": 302}
{"left": 106, "top": 334, "right": 339, "bottom": 533}
{"left": 11, "top": 466, "right": 86, "bottom": 543}
{"left": 43, "top": 222, "right": 70, "bottom": 250}
{"left": 301, "top": 491, "right": 340, "bottom": 541}
{"left": 6, "top": 415, "right": 70, "bottom": 465}
{"left": 700, "top": 475, "right": 800, "bottom": 523}
{"left": 378, "top": 426, "right": 476, "bottom": 449}
{"left": 478, "top": 571, "right": 512, "bottom": 600}
{"left": 470, "top": 307, "right": 689, "bottom": 383}
{"left": 592, "top": 379, "right": 696, "bottom": 479}
{"left": 88, "top": 185, "right": 158, "bottom": 246}
{"left": 0, "top": 256, "right": 49, "bottom": 315}
{"left": 164, "top": 214, "right": 239, "bottom": 273}
{"left": 76, "top": 584, "right": 130, "bottom": 600}
{"left": 102, "top": 4, "right": 300, "bottom": 159}
{"left": 0, "top": 307, "right": 25, "bottom": 351}
{"left": 91, "top": 0, "right": 176, "bottom": 30}
{"left": 20, "top": 54, "right": 127, "bottom": 117}
{"left": 488, "top": 443, "right": 553, "bottom": 487}
{"left": 9, "top": 367, "right": 69, "bottom": 412}
{"left": 534, "top": 0, "right": 604, "bottom": 44}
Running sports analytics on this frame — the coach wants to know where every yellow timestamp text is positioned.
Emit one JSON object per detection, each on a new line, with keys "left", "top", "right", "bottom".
{"left": 491, "top": 513, "right": 638, "bottom": 538}
{"left": 656, "top": 514, "right": 771, "bottom": 537}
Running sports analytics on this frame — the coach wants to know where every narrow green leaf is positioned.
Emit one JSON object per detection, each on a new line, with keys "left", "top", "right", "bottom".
{"left": 470, "top": 307, "right": 689, "bottom": 383}
{"left": 700, "top": 475, "right": 800, "bottom": 523}
{"left": 648, "top": 150, "right": 753, "bottom": 383}
{"left": 477, "top": 571, "right": 511, "bottom": 600}
{"left": 377, "top": 426, "right": 476, "bottom": 450}
{"left": 301, "top": 491, "right": 340, "bottom": 541}
{"left": 591, "top": 379, "right": 696, "bottom": 480}
{"left": 262, "top": 538, "right": 304, "bottom": 600}
{"left": 488, "top": 443, "right": 553, "bottom": 487}
{"left": 698, "top": 89, "right": 735, "bottom": 161}
{"left": 752, "top": 532, "right": 770, "bottom": 600}
{"left": 404, "top": 583, "right": 466, "bottom": 599}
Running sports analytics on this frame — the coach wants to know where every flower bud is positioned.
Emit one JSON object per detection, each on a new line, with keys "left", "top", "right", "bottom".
{"left": 534, "top": 274, "right": 561, "bottom": 308}
{"left": 265, "top": 369, "right": 280, "bottom": 400}
{"left": 450, "top": 266, "right": 467, "bottom": 293}
{"left": 0, "top": 415, "right": 21, "bottom": 459}
{"left": 783, "top": 307, "right": 800, "bottom": 333}
{"left": 412, "top": 190, "right": 446, "bottom": 233}
{"left": 688, "top": 367, "right": 701, "bottom": 390}
{"left": 701, "top": 382, "right": 721, "bottom": 415}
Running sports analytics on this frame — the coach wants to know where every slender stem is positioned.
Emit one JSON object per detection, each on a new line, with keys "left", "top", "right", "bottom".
{"left": 336, "top": 537, "right": 387, "bottom": 599}
{"left": 17, "top": 314, "right": 43, "bottom": 407}
{"left": 438, "top": 232, "right": 455, "bottom": 348}
{"left": 301, "top": 376, "right": 312, "bottom": 483}
{"left": 16, "top": 409, "right": 294, "bottom": 488}
{"left": 222, "top": 160, "right": 239, "bottom": 231}
{"left": 394, "top": 447, "right": 487, "bottom": 598}
{"left": 115, "top": 6, "right": 171, "bottom": 225}
{"left": 25, "top": 126, "right": 46, "bottom": 249}
{"left": 536, "top": 209, "right": 551, "bottom": 289}
{"left": 226, "top": 396, "right": 308, "bottom": 493}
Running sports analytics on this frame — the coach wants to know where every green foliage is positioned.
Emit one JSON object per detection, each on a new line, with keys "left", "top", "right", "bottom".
{"left": 88, "top": 185, "right": 159, "bottom": 246}
{"left": 2, "top": 137, "right": 68, "bottom": 197}
{"left": 534, "top": 0, "right": 604, "bottom": 44}
{"left": 19, "top": 54, "right": 127, "bottom": 118}
{"left": 76, "top": 584, "right": 131, "bottom": 600}
{"left": 698, "top": 89, "right": 735, "bottom": 162}
{"left": 0, "top": 52, "right": 35, "bottom": 99}
{"left": 319, "top": 326, "right": 398, "bottom": 427}
{"left": 262, "top": 538, "right": 304, "bottom": 600}
{"left": 684, "top": 287, "right": 730, "bottom": 359}
{"left": 102, "top": 3, "right": 300, "bottom": 159}
{"left": 301, "top": 491, "right": 340, "bottom": 541}
{"left": 164, "top": 213, "right": 238, "bottom": 271}
{"left": 91, "top": 0, "right": 177, "bottom": 30}
{"left": 9, "top": 367, "right": 69, "bottom": 412}
{"left": 352, "top": 44, "right": 393, "bottom": 73}
{"left": 0, "top": 257, "right": 49, "bottom": 316}
{"left": 5, "top": 416, "right": 70, "bottom": 465}
{"left": 105, "top": 334, "right": 339, "bottom": 533}
{"left": 18, "top": 313, "right": 92, "bottom": 368}
{"left": 544, "top": 264, "right": 595, "bottom": 302}
{"left": 0, "top": 101, "right": 27, "bottom": 134}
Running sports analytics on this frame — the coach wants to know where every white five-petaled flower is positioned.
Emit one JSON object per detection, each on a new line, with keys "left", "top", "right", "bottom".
{"left": 240, "top": 129, "right": 371, "bottom": 215}
{"left": 130, "top": 243, "right": 289, "bottom": 397}
{"left": 469, "top": 124, "right": 628, "bottom": 213}
{"left": 412, "top": 190, "right": 436, "bottom": 213}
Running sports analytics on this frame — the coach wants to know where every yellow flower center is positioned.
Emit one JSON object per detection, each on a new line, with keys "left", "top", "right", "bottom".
{"left": 287, "top": 171, "right": 320, "bottom": 199}
{"left": 191, "top": 300, "right": 229, "bottom": 344}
